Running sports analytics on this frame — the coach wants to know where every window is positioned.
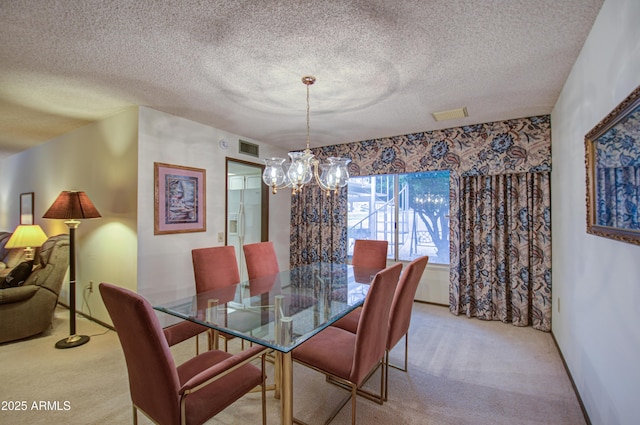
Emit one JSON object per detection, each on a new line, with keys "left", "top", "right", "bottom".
{"left": 347, "top": 170, "right": 450, "bottom": 265}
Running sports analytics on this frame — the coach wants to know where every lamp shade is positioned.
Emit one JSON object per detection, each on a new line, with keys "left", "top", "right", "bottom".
{"left": 43, "top": 191, "right": 101, "bottom": 220}
{"left": 5, "top": 224, "right": 48, "bottom": 249}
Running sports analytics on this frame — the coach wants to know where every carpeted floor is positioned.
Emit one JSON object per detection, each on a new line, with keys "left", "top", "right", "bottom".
{"left": 0, "top": 303, "right": 586, "bottom": 424}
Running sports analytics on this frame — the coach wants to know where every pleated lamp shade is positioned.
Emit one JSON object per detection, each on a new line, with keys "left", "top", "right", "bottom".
{"left": 5, "top": 224, "right": 48, "bottom": 250}
{"left": 43, "top": 191, "right": 101, "bottom": 220}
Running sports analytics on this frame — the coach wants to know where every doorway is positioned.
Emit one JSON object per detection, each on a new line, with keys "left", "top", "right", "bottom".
{"left": 225, "top": 158, "right": 269, "bottom": 281}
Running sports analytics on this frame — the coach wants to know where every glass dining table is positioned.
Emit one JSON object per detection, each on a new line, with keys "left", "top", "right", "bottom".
{"left": 153, "top": 262, "right": 380, "bottom": 425}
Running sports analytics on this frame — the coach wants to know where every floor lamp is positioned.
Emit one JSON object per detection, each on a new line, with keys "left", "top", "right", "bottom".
{"left": 43, "top": 191, "right": 101, "bottom": 349}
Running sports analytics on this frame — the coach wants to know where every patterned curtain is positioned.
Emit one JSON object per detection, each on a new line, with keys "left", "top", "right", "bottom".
{"left": 451, "top": 172, "right": 552, "bottom": 331}
{"left": 289, "top": 115, "right": 552, "bottom": 330}
{"left": 290, "top": 185, "right": 348, "bottom": 267}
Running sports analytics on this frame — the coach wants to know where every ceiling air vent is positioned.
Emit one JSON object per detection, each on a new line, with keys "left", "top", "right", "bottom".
{"left": 238, "top": 140, "right": 259, "bottom": 157}
{"left": 432, "top": 107, "right": 468, "bottom": 122}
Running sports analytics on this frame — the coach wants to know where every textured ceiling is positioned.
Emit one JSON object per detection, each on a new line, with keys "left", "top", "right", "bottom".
{"left": 0, "top": 0, "right": 604, "bottom": 160}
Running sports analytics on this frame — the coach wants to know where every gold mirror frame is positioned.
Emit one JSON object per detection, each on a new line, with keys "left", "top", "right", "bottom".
{"left": 585, "top": 84, "right": 640, "bottom": 246}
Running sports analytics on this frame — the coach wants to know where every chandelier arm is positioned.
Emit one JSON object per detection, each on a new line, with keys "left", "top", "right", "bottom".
{"left": 311, "top": 160, "right": 333, "bottom": 193}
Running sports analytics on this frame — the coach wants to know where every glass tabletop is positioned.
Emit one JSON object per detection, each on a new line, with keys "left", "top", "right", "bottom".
{"left": 153, "top": 262, "right": 381, "bottom": 352}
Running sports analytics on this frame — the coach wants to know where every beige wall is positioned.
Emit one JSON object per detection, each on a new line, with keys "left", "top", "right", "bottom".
{"left": 0, "top": 107, "right": 139, "bottom": 326}
{"left": 135, "top": 107, "right": 291, "bottom": 319}
{"left": 0, "top": 106, "right": 291, "bottom": 328}
{"left": 551, "top": 0, "right": 640, "bottom": 423}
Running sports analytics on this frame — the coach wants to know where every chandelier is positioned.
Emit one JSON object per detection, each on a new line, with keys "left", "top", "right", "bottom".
{"left": 262, "top": 76, "right": 351, "bottom": 195}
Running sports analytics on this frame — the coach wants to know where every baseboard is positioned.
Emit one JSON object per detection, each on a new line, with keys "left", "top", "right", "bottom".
{"left": 550, "top": 332, "right": 591, "bottom": 425}
{"left": 413, "top": 299, "right": 448, "bottom": 307}
{"left": 56, "top": 301, "right": 114, "bottom": 331}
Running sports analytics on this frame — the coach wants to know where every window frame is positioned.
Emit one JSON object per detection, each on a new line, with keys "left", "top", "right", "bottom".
{"left": 347, "top": 170, "right": 450, "bottom": 265}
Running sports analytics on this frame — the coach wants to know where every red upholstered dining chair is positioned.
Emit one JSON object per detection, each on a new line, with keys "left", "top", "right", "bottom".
{"left": 292, "top": 263, "right": 403, "bottom": 425}
{"left": 351, "top": 239, "right": 388, "bottom": 269}
{"left": 243, "top": 241, "right": 279, "bottom": 279}
{"left": 99, "top": 282, "right": 268, "bottom": 425}
{"left": 332, "top": 255, "right": 429, "bottom": 400}
{"left": 192, "top": 245, "right": 243, "bottom": 351}
{"left": 161, "top": 246, "right": 242, "bottom": 353}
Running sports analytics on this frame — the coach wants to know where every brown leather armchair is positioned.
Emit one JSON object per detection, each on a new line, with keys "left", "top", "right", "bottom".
{"left": 0, "top": 234, "right": 69, "bottom": 343}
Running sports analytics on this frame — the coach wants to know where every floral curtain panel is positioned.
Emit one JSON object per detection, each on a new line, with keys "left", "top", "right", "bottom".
{"left": 290, "top": 184, "right": 347, "bottom": 267}
{"left": 453, "top": 172, "right": 552, "bottom": 331}
{"left": 291, "top": 115, "right": 552, "bottom": 329}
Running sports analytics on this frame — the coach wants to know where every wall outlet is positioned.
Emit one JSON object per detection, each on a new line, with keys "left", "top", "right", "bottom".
{"left": 88, "top": 281, "right": 94, "bottom": 293}
{"left": 557, "top": 297, "right": 560, "bottom": 313}
{"left": 218, "top": 232, "right": 224, "bottom": 243}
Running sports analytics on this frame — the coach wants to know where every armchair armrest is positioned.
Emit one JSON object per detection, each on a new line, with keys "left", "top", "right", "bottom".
{"left": 0, "top": 285, "right": 38, "bottom": 304}
{"left": 179, "top": 345, "right": 269, "bottom": 395}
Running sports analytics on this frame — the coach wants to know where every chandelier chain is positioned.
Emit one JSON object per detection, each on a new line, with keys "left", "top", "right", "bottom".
{"left": 306, "top": 79, "right": 311, "bottom": 151}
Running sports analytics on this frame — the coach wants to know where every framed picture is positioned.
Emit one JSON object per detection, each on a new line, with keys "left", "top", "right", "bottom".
{"left": 20, "top": 192, "right": 34, "bottom": 225}
{"left": 585, "top": 84, "right": 640, "bottom": 246}
{"left": 154, "top": 162, "right": 206, "bottom": 235}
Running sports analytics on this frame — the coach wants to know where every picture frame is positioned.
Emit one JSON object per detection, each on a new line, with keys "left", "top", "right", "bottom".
{"left": 585, "top": 84, "right": 640, "bottom": 246}
{"left": 20, "top": 192, "right": 34, "bottom": 225}
{"left": 154, "top": 162, "right": 206, "bottom": 235}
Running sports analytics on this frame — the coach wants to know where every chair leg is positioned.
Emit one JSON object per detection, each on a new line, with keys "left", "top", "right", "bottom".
{"left": 386, "top": 333, "right": 410, "bottom": 401}
{"left": 404, "top": 332, "right": 409, "bottom": 372}
{"left": 261, "top": 353, "right": 267, "bottom": 425}
{"left": 132, "top": 405, "right": 137, "bottom": 425}
{"left": 195, "top": 334, "right": 200, "bottom": 355}
{"left": 384, "top": 350, "right": 389, "bottom": 401}
{"left": 351, "top": 385, "right": 357, "bottom": 425}
{"left": 326, "top": 361, "right": 384, "bottom": 404}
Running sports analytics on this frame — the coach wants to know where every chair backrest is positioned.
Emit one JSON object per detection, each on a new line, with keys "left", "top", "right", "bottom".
{"left": 351, "top": 239, "right": 388, "bottom": 270}
{"left": 243, "top": 241, "right": 279, "bottom": 280}
{"left": 24, "top": 234, "right": 69, "bottom": 294}
{"left": 350, "top": 263, "right": 402, "bottom": 385}
{"left": 387, "top": 256, "right": 429, "bottom": 350}
{"left": 99, "top": 283, "right": 180, "bottom": 425}
{"left": 192, "top": 246, "right": 240, "bottom": 293}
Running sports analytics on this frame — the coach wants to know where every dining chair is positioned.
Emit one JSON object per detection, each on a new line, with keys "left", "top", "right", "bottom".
{"left": 243, "top": 241, "right": 279, "bottom": 279}
{"left": 162, "top": 246, "right": 244, "bottom": 353}
{"left": 351, "top": 239, "right": 388, "bottom": 270}
{"left": 99, "top": 282, "right": 268, "bottom": 425}
{"left": 192, "top": 245, "right": 244, "bottom": 351}
{"left": 332, "top": 255, "right": 429, "bottom": 400}
{"left": 292, "top": 263, "right": 403, "bottom": 425}
{"left": 163, "top": 319, "right": 209, "bottom": 353}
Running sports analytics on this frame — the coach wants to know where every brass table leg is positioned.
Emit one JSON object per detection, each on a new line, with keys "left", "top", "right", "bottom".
{"left": 274, "top": 351, "right": 282, "bottom": 399}
{"left": 281, "top": 351, "right": 293, "bottom": 425}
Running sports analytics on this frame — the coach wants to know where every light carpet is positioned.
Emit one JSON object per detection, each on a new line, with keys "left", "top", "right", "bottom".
{"left": 0, "top": 303, "right": 586, "bottom": 424}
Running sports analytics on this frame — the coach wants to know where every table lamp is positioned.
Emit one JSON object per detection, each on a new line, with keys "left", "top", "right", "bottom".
{"left": 43, "top": 190, "right": 101, "bottom": 349}
{"left": 5, "top": 224, "right": 48, "bottom": 261}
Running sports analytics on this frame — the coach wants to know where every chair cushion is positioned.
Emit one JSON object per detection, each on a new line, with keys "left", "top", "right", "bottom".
{"left": 331, "top": 307, "right": 361, "bottom": 334}
{"left": 293, "top": 326, "right": 355, "bottom": 381}
{"left": 163, "top": 320, "right": 209, "bottom": 346}
{"left": 1, "top": 261, "right": 33, "bottom": 289}
{"left": 178, "top": 348, "right": 263, "bottom": 425}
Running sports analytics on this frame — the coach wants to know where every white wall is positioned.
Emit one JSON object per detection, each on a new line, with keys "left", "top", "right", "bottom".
{"left": 136, "top": 107, "right": 291, "bottom": 309}
{"left": 414, "top": 264, "right": 449, "bottom": 305}
{"left": 0, "top": 108, "right": 139, "bottom": 326}
{"left": 551, "top": 0, "right": 640, "bottom": 423}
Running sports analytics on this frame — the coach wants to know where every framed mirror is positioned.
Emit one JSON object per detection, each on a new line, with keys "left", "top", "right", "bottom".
{"left": 585, "top": 84, "right": 640, "bottom": 246}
